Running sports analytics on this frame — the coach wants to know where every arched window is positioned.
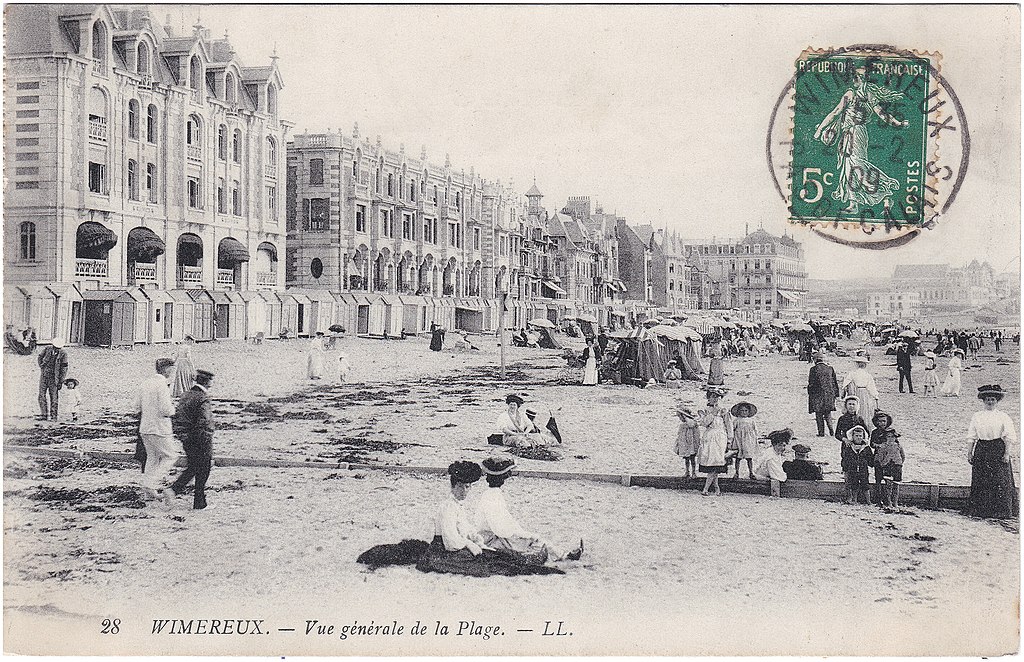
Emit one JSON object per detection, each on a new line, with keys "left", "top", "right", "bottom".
{"left": 189, "top": 55, "right": 202, "bottom": 91}
{"left": 127, "top": 99, "right": 139, "bottom": 139}
{"left": 19, "top": 222, "right": 36, "bottom": 260}
{"left": 146, "top": 104, "right": 158, "bottom": 143}
{"left": 386, "top": 173, "right": 394, "bottom": 197}
{"left": 91, "top": 21, "right": 107, "bottom": 72}
{"left": 217, "top": 124, "right": 227, "bottom": 160}
{"left": 266, "top": 137, "right": 276, "bottom": 167}
{"left": 225, "top": 73, "right": 236, "bottom": 103}
{"left": 233, "top": 129, "right": 242, "bottom": 163}
{"left": 137, "top": 42, "right": 149, "bottom": 74}
{"left": 186, "top": 115, "right": 202, "bottom": 145}
{"left": 127, "top": 159, "right": 138, "bottom": 200}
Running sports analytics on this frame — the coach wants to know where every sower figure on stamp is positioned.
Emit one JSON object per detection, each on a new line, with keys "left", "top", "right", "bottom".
{"left": 168, "top": 369, "right": 216, "bottom": 510}
{"left": 37, "top": 338, "right": 69, "bottom": 421}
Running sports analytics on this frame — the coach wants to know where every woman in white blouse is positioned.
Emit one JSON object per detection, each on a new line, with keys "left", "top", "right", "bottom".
{"left": 966, "top": 384, "right": 1018, "bottom": 519}
{"left": 474, "top": 457, "right": 583, "bottom": 563}
{"left": 940, "top": 348, "right": 965, "bottom": 397}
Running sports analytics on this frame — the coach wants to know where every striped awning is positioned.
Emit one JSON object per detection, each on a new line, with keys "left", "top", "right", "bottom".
{"left": 77, "top": 221, "right": 118, "bottom": 254}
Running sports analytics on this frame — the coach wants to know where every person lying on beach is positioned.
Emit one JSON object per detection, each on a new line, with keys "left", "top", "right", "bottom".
{"left": 474, "top": 457, "right": 583, "bottom": 563}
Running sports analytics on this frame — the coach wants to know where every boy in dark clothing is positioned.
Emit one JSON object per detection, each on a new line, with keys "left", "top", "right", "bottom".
{"left": 834, "top": 395, "right": 868, "bottom": 449}
{"left": 869, "top": 410, "right": 893, "bottom": 504}
{"left": 782, "top": 444, "right": 824, "bottom": 481}
{"left": 874, "top": 428, "right": 906, "bottom": 507}
{"left": 841, "top": 425, "right": 874, "bottom": 504}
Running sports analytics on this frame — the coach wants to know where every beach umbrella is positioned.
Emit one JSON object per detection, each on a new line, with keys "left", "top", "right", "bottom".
{"left": 328, "top": 324, "right": 345, "bottom": 333}
{"left": 898, "top": 330, "right": 919, "bottom": 339}
{"left": 642, "top": 318, "right": 662, "bottom": 327}
{"left": 769, "top": 320, "right": 786, "bottom": 329}
{"left": 528, "top": 318, "right": 555, "bottom": 329}
{"left": 577, "top": 313, "right": 598, "bottom": 324}
{"left": 788, "top": 322, "right": 813, "bottom": 333}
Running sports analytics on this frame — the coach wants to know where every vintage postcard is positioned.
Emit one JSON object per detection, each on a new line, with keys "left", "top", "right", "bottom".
{"left": 3, "top": 3, "right": 1020, "bottom": 657}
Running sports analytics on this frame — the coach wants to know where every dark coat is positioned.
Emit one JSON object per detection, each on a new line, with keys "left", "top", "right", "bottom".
{"left": 37, "top": 345, "right": 69, "bottom": 385}
{"left": 782, "top": 459, "right": 824, "bottom": 481}
{"left": 835, "top": 413, "right": 868, "bottom": 444}
{"left": 173, "top": 385, "right": 214, "bottom": 455}
{"left": 896, "top": 345, "right": 912, "bottom": 373}
{"left": 841, "top": 444, "right": 875, "bottom": 478}
{"left": 807, "top": 361, "right": 840, "bottom": 413}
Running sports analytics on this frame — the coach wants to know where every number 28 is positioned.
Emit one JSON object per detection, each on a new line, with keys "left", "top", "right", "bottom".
{"left": 799, "top": 168, "right": 834, "bottom": 204}
{"left": 101, "top": 618, "right": 120, "bottom": 634}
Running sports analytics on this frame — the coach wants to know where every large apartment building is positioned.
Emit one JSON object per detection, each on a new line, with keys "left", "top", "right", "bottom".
{"left": 4, "top": 5, "right": 289, "bottom": 297}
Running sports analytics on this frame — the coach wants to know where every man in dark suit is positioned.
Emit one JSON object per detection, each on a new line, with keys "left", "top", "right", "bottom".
{"left": 168, "top": 369, "right": 215, "bottom": 510}
{"left": 807, "top": 352, "right": 839, "bottom": 437}
{"left": 896, "top": 341, "right": 914, "bottom": 393}
{"left": 37, "top": 338, "right": 69, "bottom": 421}
{"left": 782, "top": 444, "right": 824, "bottom": 481}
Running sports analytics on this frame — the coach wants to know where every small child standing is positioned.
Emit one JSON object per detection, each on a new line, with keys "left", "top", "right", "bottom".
{"left": 841, "top": 425, "right": 874, "bottom": 504}
{"left": 62, "top": 378, "right": 81, "bottom": 422}
{"left": 922, "top": 351, "right": 939, "bottom": 397}
{"left": 870, "top": 410, "right": 893, "bottom": 504}
{"left": 729, "top": 401, "right": 759, "bottom": 479}
{"left": 874, "top": 428, "right": 906, "bottom": 507}
{"left": 673, "top": 404, "right": 700, "bottom": 478}
{"left": 834, "top": 396, "right": 868, "bottom": 450}
{"left": 337, "top": 352, "right": 352, "bottom": 383}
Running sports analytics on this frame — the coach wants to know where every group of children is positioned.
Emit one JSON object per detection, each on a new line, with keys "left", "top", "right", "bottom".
{"left": 672, "top": 388, "right": 906, "bottom": 507}
{"left": 834, "top": 394, "right": 906, "bottom": 506}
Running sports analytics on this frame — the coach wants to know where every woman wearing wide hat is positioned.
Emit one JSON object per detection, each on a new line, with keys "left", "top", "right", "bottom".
{"left": 841, "top": 351, "right": 879, "bottom": 429}
{"left": 966, "top": 385, "right": 1019, "bottom": 519}
{"left": 474, "top": 457, "right": 583, "bottom": 563}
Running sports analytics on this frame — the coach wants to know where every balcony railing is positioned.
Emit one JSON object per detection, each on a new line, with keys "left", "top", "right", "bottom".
{"left": 216, "top": 268, "right": 235, "bottom": 287}
{"left": 187, "top": 145, "right": 202, "bottom": 161}
{"left": 88, "top": 118, "right": 108, "bottom": 141}
{"left": 190, "top": 88, "right": 202, "bottom": 104}
{"left": 177, "top": 266, "right": 203, "bottom": 286}
{"left": 347, "top": 182, "right": 369, "bottom": 199}
{"left": 306, "top": 135, "right": 330, "bottom": 148}
{"left": 265, "top": 164, "right": 277, "bottom": 179}
{"left": 75, "top": 258, "right": 108, "bottom": 278}
{"left": 255, "top": 271, "right": 277, "bottom": 288}
{"left": 138, "top": 73, "right": 153, "bottom": 90}
{"left": 130, "top": 262, "right": 157, "bottom": 284}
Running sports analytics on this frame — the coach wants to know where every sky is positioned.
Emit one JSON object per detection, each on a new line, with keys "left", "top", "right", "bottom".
{"left": 170, "top": 4, "right": 1020, "bottom": 279}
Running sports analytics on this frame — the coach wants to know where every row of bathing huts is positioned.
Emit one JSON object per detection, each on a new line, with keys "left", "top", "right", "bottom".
{"left": 5, "top": 284, "right": 614, "bottom": 347}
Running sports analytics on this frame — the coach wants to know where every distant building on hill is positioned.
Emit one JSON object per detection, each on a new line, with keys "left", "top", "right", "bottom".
{"left": 870, "top": 261, "right": 1011, "bottom": 316}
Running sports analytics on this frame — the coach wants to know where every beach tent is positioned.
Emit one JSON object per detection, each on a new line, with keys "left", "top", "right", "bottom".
{"left": 399, "top": 295, "right": 427, "bottom": 334}
{"left": 238, "top": 291, "right": 267, "bottom": 339}
{"left": 47, "top": 283, "right": 84, "bottom": 345}
{"left": 141, "top": 288, "right": 175, "bottom": 343}
{"left": 210, "top": 290, "right": 246, "bottom": 340}
{"left": 608, "top": 327, "right": 665, "bottom": 386}
{"left": 651, "top": 325, "right": 705, "bottom": 380}
{"left": 455, "top": 298, "right": 485, "bottom": 333}
{"left": 184, "top": 289, "right": 216, "bottom": 341}
{"left": 279, "top": 291, "right": 311, "bottom": 336}
{"left": 82, "top": 288, "right": 148, "bottom": 347}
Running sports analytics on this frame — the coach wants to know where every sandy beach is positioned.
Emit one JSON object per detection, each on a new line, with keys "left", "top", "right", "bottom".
{"left": 3, "top": 333, "right": 1020, "bottom": 655}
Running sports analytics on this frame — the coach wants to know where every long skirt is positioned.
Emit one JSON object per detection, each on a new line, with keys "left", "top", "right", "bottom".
{"left": 967, "top": 439, "right": 1019, "bottom": 519}
{"left": 481, "top": 533, "right": 563, "bottom": 564}
{"left": 307, "top": 350, "right": 325, "bottom": 379}
{"left": 940, "top": 370, "right": 962, "bottom": 396}
{"left": 583, "top": 357, "right": 598, "bottom": 385}
{"left": 415, "top": 537, "right": 564, "bottom": 576}
{"left": 172, "top": 359, "right": 196, "bottom": 398}
{"left": 707, "top": 358, "right": 724, "bottom": 386}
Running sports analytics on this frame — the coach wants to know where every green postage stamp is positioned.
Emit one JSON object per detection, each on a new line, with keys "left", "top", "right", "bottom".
{"left": 790, "top": 49, "right": 933, "bottom": 226}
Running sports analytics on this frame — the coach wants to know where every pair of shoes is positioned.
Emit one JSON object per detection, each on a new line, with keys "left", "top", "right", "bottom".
{"left": 566, "top": 539, "right": 584, "bottom": 561}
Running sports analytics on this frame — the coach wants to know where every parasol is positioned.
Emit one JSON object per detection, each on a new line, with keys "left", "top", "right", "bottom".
{"left": 528, "top": 318, "right": 556, "bottom": 329}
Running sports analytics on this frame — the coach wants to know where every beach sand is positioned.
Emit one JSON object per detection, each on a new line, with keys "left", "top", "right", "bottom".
{"left": 3, "top": 334, "right": 1020, "bottom": 655}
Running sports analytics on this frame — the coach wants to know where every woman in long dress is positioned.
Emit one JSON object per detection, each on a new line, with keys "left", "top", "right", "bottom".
{"left": 171, "top": 341, "right": 196, "bottom": 398}
{"left": 474, "top": 457, "right": 582, "bottom": 563}
{"left": 940, "top": 348, "right": 964, "bottom": 397}
{"left": 307, "top": 332, "right": 326, "bottom": 380}
{"left": 966, "top": 384, "right": 1018, "bottom": 519}
{"left": 706, "top": 337, "right": 725, "bottom": 386}
{"left": 697, "top": 387, "right": 732, "bottom": 496}
{"left": 582, "top": 337, "right": 598, "bottom": 386}
{"left": 842, "top": 353, "right": 879, "bottom": 429}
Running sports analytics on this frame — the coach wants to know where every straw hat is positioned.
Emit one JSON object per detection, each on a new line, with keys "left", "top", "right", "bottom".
{"left": 482, "top": 457, "right": 516, "bottom": 476}
{"left": 871, "top": 410, "right": 893, "bottom": 427}
{"left": 730, "top": 401, "right": 758, "bottom": 417}
{"left": 977, "top": 384, "right": 1006, "bottom": 401}
{"left": 843, "top": 394, "right": 860, "bottom": 405}
{"left": 851, "top": 351, "right": 870, "bottom": 364}
{"left": 767, "top": 428, "right": 795, "bottom": 446}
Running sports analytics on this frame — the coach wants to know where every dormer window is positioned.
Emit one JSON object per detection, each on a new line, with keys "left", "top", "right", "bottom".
{"left": 137, "top": 42, "right": 149, "bottom": 74}
{"left": 91, "top": 20, "right": 108, "bottom": 73}
{"left": 225, "top": 72, "right": 236, "bottom": 104}
{"left": 189, "top": 55, "right": 203, "bottom": 95}
{"left": 267, "top": 84, "right": 277, "bottom": 115}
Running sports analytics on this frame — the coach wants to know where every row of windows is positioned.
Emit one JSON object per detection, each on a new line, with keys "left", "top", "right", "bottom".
{"left": 299, "top": 200, "right": 484, "bottom": 250}
{"left": 125, "top": 101, "right": 159, "bottom": 143}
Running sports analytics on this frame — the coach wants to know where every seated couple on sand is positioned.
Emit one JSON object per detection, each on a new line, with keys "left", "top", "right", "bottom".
{"left": 489, "top": 394, "right": 562, "bottom": 448}
{"left": 358, "top": 458, "right": 583, "bottom": 576}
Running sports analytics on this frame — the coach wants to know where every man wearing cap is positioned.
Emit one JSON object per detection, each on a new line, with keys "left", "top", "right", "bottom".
{"left": 896, "top": 340, "right": 914, "bottom": 394}
{"left": 807, "top": 352, "right": 840, "bottom": 437}
{"left": 135, "top": 358, "right": 179, "bottom": 501}
{"left": 36, "top": 338, "right": 69, "bottom": 421}
{"left": 782, "top": 444, "right": 824, "bottom": 481}
{"left": 169, "top": 369, "right": 216, "bottom": 510}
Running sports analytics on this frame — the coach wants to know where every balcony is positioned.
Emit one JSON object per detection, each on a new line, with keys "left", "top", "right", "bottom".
{"left": 177, "top": 266, "right": 203, "bottom": 286}
{"left": 187, "top": 145, "right": 202, "bottom": 161}
{"left": 88, "top": 118, "right": 108, "bottom": 141}
{"left": 75, "top": 258, "right": 108, "bottom": 278}
{"left": 265, "top": 164, "right": 277, "bottom": 179}
{"left": 255, "top": 271, "right": 277, "bottom": 288}
{"left": 216, "top": 268, "right": 235, "bottom": 287}
{"left": 347, "top": 181, "right": 369, "bottom": 200}
{"left": 129, "top": 262, "right": 157, "bottom": 285}
{"left": 190, "top": 88, "right": 202, "bottom": 104}
{"left": 138, "top": 73, "right": 153, "bottom": 90}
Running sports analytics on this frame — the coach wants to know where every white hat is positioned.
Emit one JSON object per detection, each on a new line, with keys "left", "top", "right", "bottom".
{"left": 50, "top": 337, "right": 65, "bottom": 348}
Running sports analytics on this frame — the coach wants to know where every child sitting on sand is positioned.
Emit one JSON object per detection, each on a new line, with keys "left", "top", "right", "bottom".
{"left": 673, "top": 403, "right": 700, "bottom": 478}
{"left": 874, "top": 428, "right": 906, "bottom": 508}
{"left": 841, "top": 425, "right": 874, "bottom": 504}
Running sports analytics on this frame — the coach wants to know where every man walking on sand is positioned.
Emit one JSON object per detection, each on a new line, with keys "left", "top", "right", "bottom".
{"left": 168, "top": 369, "right": 216, "bottom": 510}
{"left": 136, "top": 358, "right": 179, "bottom": 501}
{"left": 807, "top": 351, "right": 839, "bottom": 437}
{"left": 896, "top": 340, "right": 914, "bottom": 394}
{"left": 37, "top": 338, "right": 69, "bottom": 421}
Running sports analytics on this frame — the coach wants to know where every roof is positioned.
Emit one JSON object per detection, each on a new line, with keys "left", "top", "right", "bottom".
{"left": 892, "top": 264, "right": 950, "bottom": 280}
{"left": 525, "top": 183, "right": 543, "bottom": 197}
{"left": 632, "top": 224, "right": 656, "bottom": 247}
{"left": 740, "top": 228, "right": 777, "bottom": 245}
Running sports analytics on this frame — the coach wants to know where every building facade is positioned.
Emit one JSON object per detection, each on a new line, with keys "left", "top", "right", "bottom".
{"left": 4, "top": 5, "right": 289, "bottom": 294}
{"left": 867, "top": 291, "right": 922, "bottom": 318}
{"left": 868, "top": 261, "right": 1014, "bottom": 318}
